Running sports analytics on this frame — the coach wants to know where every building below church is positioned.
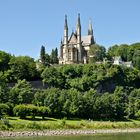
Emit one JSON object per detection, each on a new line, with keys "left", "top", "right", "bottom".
{"left": 59, "top": 14, "right": 95, "bottom": 64}
{"left": 113, "top": 56, "right": 133, "bottom": 68}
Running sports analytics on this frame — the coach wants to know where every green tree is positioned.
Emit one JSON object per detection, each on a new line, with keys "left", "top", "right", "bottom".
{"left": 50, "top": 49, "right": 55, "bottom": 64}
{"left": 133, "top": 50, "right": 140, "bottom": 69}
{"left": 33, "top": 90, "right": 46, "bottom": 106}
{"left": 44, "top": 88, "right": 62, "bottom": 117}
{"left": 0, "top": 51, "right": 12, "bottom": 71}
{"left": 9, "top": 79, "right": 34, "bottom": 105}
{"left": 40, "top": 46, "right": 46, "bottom": 64}
{"left": 50, "top": 48, "right": 58, "bottom": 64}
{"left": 112, "top": 86, "right": 128, "bottom": 119}
{"left": 13, "top": 104, "right": 28, "bottom": 119}
{"left": 8, "top": 56, "right": 39, "bottom": 81}
{"left": 45, "top": 53, "right": 50, "bottom": 66}
{"left": 41, "top": 67, "right": 65, "bottom": 88}
{"left": 54, "top": 48, "right": 58, "bottom": 64}
{"left": 38, "top": 106, "right": 50, "bottom": 119}
{"left": 0, "top": 72, "right": 9, "bottom": 103}
{"left": 89, "top": 44, "right": 106, "bottom": 63}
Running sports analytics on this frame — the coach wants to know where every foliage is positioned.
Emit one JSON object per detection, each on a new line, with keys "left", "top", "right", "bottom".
{"left": 41, "top": 67, "right": 65, "bottom": 88}
{"left": 13, "top": 104, "right": 38, "bottom": 119}
{"left": 39, "top": 45, "right": 50, "bottom": 67}
{"left": 0, "top": 104, "right": 9, "bottom": 117}
{"left": 40, "top": 46, "right": 46, "bottom": 64}
{"left": 13, "top": 104, "right": 49, "bottom": 120}
{"left": 0, "top": 51, "right": 12, "bottom": 71}
{"left": 89, "top": 44, "right": 106, "bottom": 63}
{"left": 0, "top": 43, "right": 140, "bottom": 120}
{"left": 8, "top": 56, "right": 39, "bottom": 81}
{"left": 50, "top": 48, "right": 58, "bottom": 64}
{"left": 9, "top": 79, "right": 34, "bottom": 105}
{"left": 38, "top": 106, "right": 50, "bottom": 119}
{"left": 107, "top": 43, "right": 140, "bottom": 69}
{"left": 13, "top": 104, "right": 29, "bottom": 119}
{"left": 0, "top": 72, "right": 9, "bottom": 103}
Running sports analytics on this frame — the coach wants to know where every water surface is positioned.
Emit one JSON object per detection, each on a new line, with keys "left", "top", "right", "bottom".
{"left": 1, "top": 133, "right": 140, "bottom": 140}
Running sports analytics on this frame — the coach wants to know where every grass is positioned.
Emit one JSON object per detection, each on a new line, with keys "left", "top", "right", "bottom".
{"left": 1, "top": 116, "right": 140, "bottom": 131}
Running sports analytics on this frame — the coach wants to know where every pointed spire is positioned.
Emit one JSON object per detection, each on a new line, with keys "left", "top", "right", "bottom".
{"left": 64, "top": 15, "right": 68, "bottom": 29}
{"left": 88, "top": 19, "right": 93, "bottom": 35}
{"left": 60, "top": 38, "right": 63, "bottom": 45}
{"left": 77, "top": 13, "right": 81, "bottom": 28}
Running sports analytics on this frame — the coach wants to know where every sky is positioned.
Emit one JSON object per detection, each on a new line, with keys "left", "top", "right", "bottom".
{"left": 0, "top": 0, "right": 140, "bottom": 59}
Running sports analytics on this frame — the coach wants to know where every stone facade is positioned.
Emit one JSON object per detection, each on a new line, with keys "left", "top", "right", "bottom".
{"left": 59, "top": 14, "right": 95, "bottom": 64}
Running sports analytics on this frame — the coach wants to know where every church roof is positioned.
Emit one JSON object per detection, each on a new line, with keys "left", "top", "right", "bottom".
{"left": 81, "top": 35, "right": 93, "bottom": 45}
{"left": 68, "top": 32, "right": 77, "bottom": 44}
{"left": 62, "top": 33, "right": 94, "bottom": 46}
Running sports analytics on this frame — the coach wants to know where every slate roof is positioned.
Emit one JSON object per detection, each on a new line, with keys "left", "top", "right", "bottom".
{"left": 82, "top": 35, "right": 93, "bottom": 45}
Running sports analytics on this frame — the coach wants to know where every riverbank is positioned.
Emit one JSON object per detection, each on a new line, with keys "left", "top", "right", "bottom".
{"left": 1, "top": 128, "right": 140, "bottom": 138}
{"left": 4, "top": 116, "right": 140, "bottom": 130}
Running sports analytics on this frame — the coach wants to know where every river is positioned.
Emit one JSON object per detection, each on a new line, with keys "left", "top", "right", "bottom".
{"left": 1, "top": 133, "right": 140, "bottom": 140}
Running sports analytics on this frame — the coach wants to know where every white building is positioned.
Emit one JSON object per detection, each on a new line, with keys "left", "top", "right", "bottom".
{"left": 113, "top": 56, "right": 133, "bottom": 68}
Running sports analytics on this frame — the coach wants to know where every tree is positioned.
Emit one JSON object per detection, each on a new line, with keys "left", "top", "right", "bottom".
{"left": 44, "top": 88, "right": 62, "bottom": 117}
{"left": 8, "top": 56, "right": 39, "bottom": 81}
{"left": 89, "top": 44, "right": 106, "bottom": 63}
{"left": 9, "top": 79, "right": 34, "bottom": 105}
{"left": 33, "top": 90, "right": 46, "bottom": 106}
{"left": 45, "top": 53, "right": 50, "bottom": 66}
{"left": 13, "top": 104, "right": 38, "bottom": 119}
{"left": 126, "top": 89, "right": 140, "bottom": 118}
{"left": 107, "top": 44, "right": 129, "bottom": 61}
{"left": 13, "top": 104, "right": 27, "bottom": 119}
{"left": 112, "top": 86, "right": 128, "bottom": 119}
{"left": 50, "top": 49, "right": 55, "bottom": 64}
{"left": 40, "top": 46, "right": 46, "bottom": 64}
{"left": 0, "top": 72, "right": 9, "bottom": 103}
{"left": 41, "top": 67, "right": 65, "bottom": 88}
{"left": 50, "top": 48, "right": 59, "bottom": 64}
{"left": 54, "top": 48, "right": 58, "bottom": 64}
{"left": 38, "top": 106, "right": 50, "bottom": 119}
{"left": 0, "top": 51, "right": 12, "bottom": 71}
{"left": 133, "top": 50, "right": 140, "bottom": 70}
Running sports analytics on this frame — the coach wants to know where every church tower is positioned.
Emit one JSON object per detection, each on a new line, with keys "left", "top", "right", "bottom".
{"left": 76, "top": 13, "right": 82, "bottom": 63}
{"left": 88, "top": 19, "right": 93, "bottom": 36}
{"left": 88, "top": 19, "right": 95, "bottom": 44}
{"left": 63, "top": 15, "right": 68, "bottom": 62}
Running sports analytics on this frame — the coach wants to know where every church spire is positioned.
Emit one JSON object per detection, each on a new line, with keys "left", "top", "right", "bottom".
{"left": 77, "top": 13, "right": 81, "bottom": 28}
{"left": 64, "top": 15, "right": 68, "bottom": 45}
{"left": 64, "top": 15, "right": 68, "bottom": 29}
{"left": 76, "top": 13, "right": 82, "bottom": 63}
{"left": 88, "top": 19, "right": 93, "bottom": 36}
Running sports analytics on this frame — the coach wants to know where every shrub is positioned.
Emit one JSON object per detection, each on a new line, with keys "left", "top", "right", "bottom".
{"left": 13, "top": 104, "right": 38, "bottom": 119}
{"left": 0, "top": 103, "right": 9, "bottom": 118}
{"left": 38, "top": 106, "right": 50, "bottom": 119}
{"left": 13, "top": 104, "right": 29, "bottom": 119}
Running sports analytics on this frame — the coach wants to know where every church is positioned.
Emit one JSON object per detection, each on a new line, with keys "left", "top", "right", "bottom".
{"left": 59, "top": 14, "right": 95, "bottom": 64}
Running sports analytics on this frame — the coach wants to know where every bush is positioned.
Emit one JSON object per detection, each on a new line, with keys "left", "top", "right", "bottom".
{"left": 13, "top": 104, "right": 39, "bottom": 119}
{"left": 0, "top": 103, "right": 9, "bottom": 118}
{"left": 13, "top": 104, "right": 29, "bottom": 119}
{"left": 27, "top": 104, "right": 38, "bottom": 119}
{"left": 38, "top": 106, "right": 50, "bottom": 119}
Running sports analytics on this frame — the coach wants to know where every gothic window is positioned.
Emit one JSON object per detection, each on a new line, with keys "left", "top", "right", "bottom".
{"left": 68, "top": 49, "right": 71, "bottom": 60}
{"left": 73, "top": 49, "right": 75, "bottom": 60}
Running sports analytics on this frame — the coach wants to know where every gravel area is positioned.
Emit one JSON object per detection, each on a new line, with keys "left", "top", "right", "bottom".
{"left": 1, "top": 128, "right": 140, "bottom": 138}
